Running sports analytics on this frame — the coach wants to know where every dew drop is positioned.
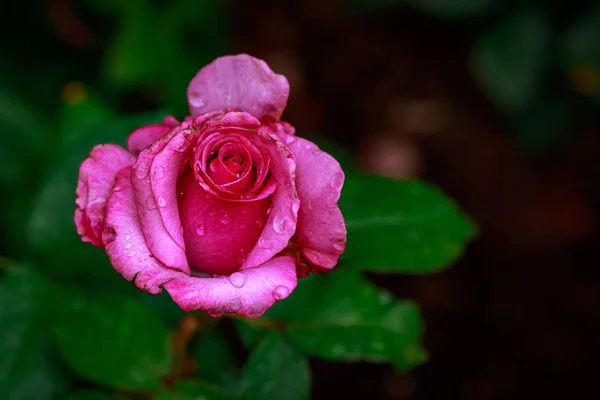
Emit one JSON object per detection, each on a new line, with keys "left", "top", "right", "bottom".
{"left": 273, "top": 215, "right": 288, "bottom": 234}
{"left": 229, "top": 272, "right": 245, "bottom": 288}
{"left": 169, "top": 135, "right": 187, "bottom": 152}
{"left": 208, "top": 308, "right": 224, "bottom": 317}
{"left": 258, "top": 238, "right": 270, "bottom": 249}
{"left": 230, "top": 297, "right": 242, "bottom": 310}
{"left": 330, "top": 172, "right": 344, "bottom": 190}
{"left": 272, "top": 285, "right": 290, "bottom": 300}
{"left": 220, "top": 214, "right": 231, "bottom": 225}
{"left": 124, "top": 243, "right": 133, "bottom": 250}
{"left": 134, "top": 165, "right": 149, "bottom": 179}
{"left": 153, "top": 166, "right": 165, "bottom": 180}
{"left": 286, "top": 135, "right": 296, "bottom": 144}
{"left": 128, "top": 250, "right": 137, "bottom": 257}
{"left": 189, "top": 91, "right": 206, "bottom": 108}
{"left": 157, "top": 196, "right": 167, "bottom": 208}
{"left": 146, "top": 196, "right": 157, "bottom": 210}
{"left": 112, "top": 185, "right": 122, "bottom": 192}
{"left": 333, "top": 241, "right": 345, "bottom": 252}
{"left": 195, "top": 224, "right": 206, "bottom": 236}
{"left": 304, "top": 143, "right": 312, "bottom": 150}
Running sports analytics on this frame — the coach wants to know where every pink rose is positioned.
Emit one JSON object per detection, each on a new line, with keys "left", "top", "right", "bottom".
{"left": 74, "top": 54, "right": 346, "bottom": 317}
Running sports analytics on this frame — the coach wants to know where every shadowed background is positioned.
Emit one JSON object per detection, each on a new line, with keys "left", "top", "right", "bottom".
{"left": 2, "top": 0, "right": 600, "bottom": 399}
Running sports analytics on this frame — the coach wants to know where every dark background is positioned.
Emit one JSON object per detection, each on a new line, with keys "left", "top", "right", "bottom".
{"left": 2, "top": 0, "right": 600, "bottom": 399}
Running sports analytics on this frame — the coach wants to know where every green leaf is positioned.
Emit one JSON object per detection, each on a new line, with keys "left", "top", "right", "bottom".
{"left": 339, "top": 175, "right": 476, "bottom": 273}
{"left": 0, "top": 266, "right": 70, "bottom": 400}
{"left": 471, "top": 8, "right": 550, "bottom": 114}
{"left": 240, "top": 332, "right": 311, "bottom": 400}
{"left": 64, "top": 389, "right": 119, "bottom": 400}
{"left": 563, "top": 5, "right": 600, "bottom": 102}
{"left": 156, "top": 380, "right": 232, "bottom": 400}
{"left": 193, "top": 330, "right": 237, "bottom": 389}
{"left": 265, "top": 269, "right": 427, "bottom": 370}
{"left": 233, "top": 319, "right": 269, "bottom": 351}
{"left": 53, "top": 294, "right": 172, "bottom": 390}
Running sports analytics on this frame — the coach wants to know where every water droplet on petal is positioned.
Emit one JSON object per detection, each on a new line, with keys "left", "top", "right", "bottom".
{"left": 124, "top": 243, "right": 133, "bottom": 250}
{"left": 134, "top": 165, "right": 149, "bottom": 179}
{"left": 128, "top": 250, "right": 137, "bottom": 257}
{"left": 230, "top": 297, "right": 242, "bottom": 310}
{"left": 272, "top": 285, "right": 290, "bottom": 300}
{"left": 157, "top": 196, "right": 167, "bottom": 208}
{"left": 333, "top": 241, "right": 345, "bottom": 252}
{"left": 208, "top": 308, "right": 224, "bottom": 317}
{"left": 112, "top": 185, "right": 122, "bottom": 192}
{"left": 304, "top": 143, "right": 312, "bottom": 150}
{"left": 125, "top": 233, "right": 132, "bottom": 241}
{"left": 189, "top": 91, "right": 206, "bottom": 108}
{"left": 229, "top": 272, "right": 245, "bottom": 288}
{"left": 330, "top": 172, "right": 344, "bottom": 190}
{"left": 195, "top": 224, "right": 206, "bottom": 236}
{"left": 286, "top": 135, "right": 296, "bottom": 144}
{"left": 153, "top": 166, "right": 165, "bottom": 180}
{"left": 169, "top": 135, "right": 187, "bottom": 152}
{"left": 146, "top": 196, "right": 157, "bottom": 210}
{"left": 258, "top": 238, "right": 270, "bottom": 249}
{"left": 273, "top": 215, "right": 288, "bottom": 234}
{"left": 220, "top": 214, "right": 230, "bottom": 225}
{"left": 292, "top": 202, "right": 300, "bottom": 216}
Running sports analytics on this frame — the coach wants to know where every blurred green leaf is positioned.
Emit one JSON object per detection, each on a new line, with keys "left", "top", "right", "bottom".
{"left": 240, "top": 332, "right": 311, "bottom": 400}
{"left": 339, "top": 175, "right": 476, "bottom": 273}
{"left": 472, "top": 8, "right": 550, "bottom": 114}
{"left": 138, "top": 291, "right": 185, "bottom": 328}
{"left": 265, "top": 269, "right": 427, "bottom": 370}
{"left": 157, "top": 380, "right": 232, "bottom": 400}
{"left": 563, "top": 5, "right": 600, "bottom": 103}
{"left": 53, "top": 295, "right": 172, "bottom": 390}
{"left": 64, "top": 389, "right": 119, "bottom": 400}
{"left": 0, "top": 266, "right": 70, "bottom": 400}
{"left": 193, "top": 329, "right": 238, "bottom": 389}
{"left": 233, "top": 319, "right": 269, "bottom": 351}
{"left": 516, "top": 95, "right": 574, "bottom": 152}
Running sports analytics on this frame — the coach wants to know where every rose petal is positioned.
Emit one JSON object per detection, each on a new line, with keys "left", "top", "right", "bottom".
{"left": 127, "top": 123, "right": 173, "bottom": 156}
{"left": 187, "top": 54, "right": 290, "bottom": 121}
{"left": 164, "top": 255, "right": 298, "bottom": 317}
{"left": 75, "top": 144, "right": 136, "bottom": 248}
{"left": 131, "top": 131, "right": 191, "bottom": 274}
{"left": 103, "top": 167, "right": 182, "bottom": 294}
{"left": 282, "top": 134, "right": 346, "bottom": 268}
{"left": 178, "top": 170, "right": 270, "bottom": 276}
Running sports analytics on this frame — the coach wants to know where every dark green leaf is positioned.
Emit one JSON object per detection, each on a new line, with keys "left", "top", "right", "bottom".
{"left": 240, "top": 332, "right": 311, "bottom": 400}
{"left": 472, "top": 8, "right": 550, "bottom": 114}
{"left": 193, "top": 330, "right": 237, "bottom": 388}
{"left": 53, "top": 295, "right": 172, "bottom": 390}
{"left": 339, "top": 175, "right": 476, "bottom": 273}
{"left": 233, "top": 320, "right": 269, "bottom": 351}
{"left": 156, "top": 380, "right": 232, "bottom": 400}
{"left": 265, "top": 269, "right": 427, "bottom": 370}
{"left": 64, "top": 389, "right": 119, "bottom": 400}
{"left": 0, "top": 266, "right": 70, "bottom": 400}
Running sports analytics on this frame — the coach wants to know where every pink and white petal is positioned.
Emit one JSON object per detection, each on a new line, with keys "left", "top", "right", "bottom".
{"left": 164, "top": 255, "right": 298, "bottom": 317}
{"left": 131, "top": 133, "right": 191, "bottom": 274}
{"left": 284, "top": 135, "right": 346, "bottom": 268}
{"left": 103, "top": 167, "right": 183, "bottom": 294}
{"left": 240, "top": 130, "right": 300, "bottom": 271}
{"left": 127, "top": 124, "right": 173, "bottom": 156}
{"left": 187, "top": 54, "right": 290, "bottom": 121}
{"left": 75, "top": 144, "right": 135, "bottom": 248}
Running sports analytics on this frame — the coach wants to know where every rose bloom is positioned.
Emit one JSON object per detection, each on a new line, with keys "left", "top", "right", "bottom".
{"left": 74, "top": 54, "right": 346, "bottom": 317}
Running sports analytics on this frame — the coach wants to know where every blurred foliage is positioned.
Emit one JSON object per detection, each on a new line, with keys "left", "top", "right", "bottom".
{"left": 0, "top": 0, "right": 528, "bottom": 399}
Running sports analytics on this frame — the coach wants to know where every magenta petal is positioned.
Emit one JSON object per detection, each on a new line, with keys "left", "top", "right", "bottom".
{"left": 131, "top": 132, "right": 190, "bottom": 274}
{"left": 164, "top": 255, "right": 298, "bottom": 317}
{"left": 127, "top": 124, "right": 173, "bottom": 156}
{"left": 283, "top": 135, "right": 347, "bottom": 268}
{"left": 75, "top": 144, "right": 136, "bottom": 248}
{"left": 187, "top": 54, "right": 290, "bottom": 120}
{"left": 103, "top": 167, "right": 182, "bottom": 294}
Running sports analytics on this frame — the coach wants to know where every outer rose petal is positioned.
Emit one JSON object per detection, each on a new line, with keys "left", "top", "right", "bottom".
{"left": 164, "top": 255, "right": 298, "bottom": 317}
{"left": 127, "top": 124, "right": 173, "bottom": 156}
{"left": 281, "top": 133, "right": 347, "bottom": 268}
{"left": 75, "top": 144, "right": 135, "bottom": 248}
{"left": 187, "top": 54, "right": 290, "bottom": 121}
{"left": 103, "top": 168, "right": 297, "bottom": 317}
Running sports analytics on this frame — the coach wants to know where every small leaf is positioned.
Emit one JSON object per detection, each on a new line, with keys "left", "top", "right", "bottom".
{"left": 156, "top": 380, "right": 232, "bottom": 400}
{"left": 240, "top": 332, "right": 311, "bottom": 400}
{"left": 265, "top": 269, "right": 427, "bottom": 370}
{"left": 339, "top": 175, "right": 476, "bottom": 273}
{"left": 53, "top": 294, "right": 172, "bottom": 390}
{"left": 0, "top": 266, "right": 70, "bottom": 400}
{"left": 471, "top": 8, "right": 550, "bottom": 114}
